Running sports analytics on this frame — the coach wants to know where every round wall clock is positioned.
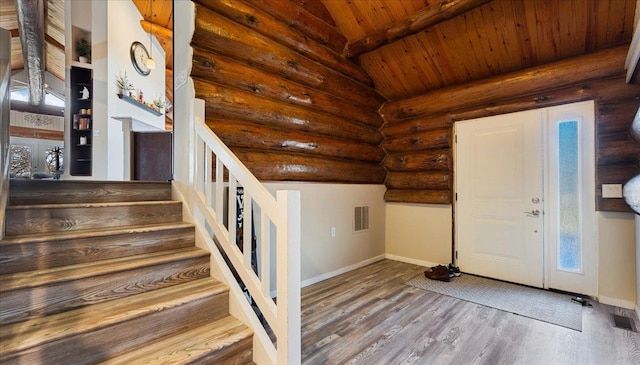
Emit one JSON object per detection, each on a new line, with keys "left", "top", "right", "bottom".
{"left": 130, "top": 41, "right": 151, "bottom": 76}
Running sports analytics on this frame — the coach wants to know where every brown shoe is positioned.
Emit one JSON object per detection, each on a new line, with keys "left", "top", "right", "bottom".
{"left": 424, "top": 265, "right": 451, "bottom": 282}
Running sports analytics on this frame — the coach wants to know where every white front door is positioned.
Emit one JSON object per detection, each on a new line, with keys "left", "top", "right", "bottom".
{"left": 455, "top": 101, "right": 596, "bottom": 295}
{"left": 455, "top": 110, "right": 544, "bottom": 287}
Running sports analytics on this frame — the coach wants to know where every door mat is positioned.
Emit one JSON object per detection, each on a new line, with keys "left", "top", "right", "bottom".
{"left": 405, "top": 273, "right": 582, "bottom": 331}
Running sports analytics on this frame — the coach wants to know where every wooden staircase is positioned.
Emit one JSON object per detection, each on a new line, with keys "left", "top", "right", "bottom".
{"left": 0, "top": 180, "right": 253, "bottom": 364}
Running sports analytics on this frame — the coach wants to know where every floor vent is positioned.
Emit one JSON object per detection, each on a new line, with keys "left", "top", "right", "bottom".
{"left": 612, "top": 314, "right": 637, "bottom": 332}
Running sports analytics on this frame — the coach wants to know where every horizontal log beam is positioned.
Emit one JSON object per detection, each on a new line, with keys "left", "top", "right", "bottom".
{"left": 206, "top": 119, "right": 385, "bottom": 163}
{"left": 383, "top": 149, "right": 450, "bottom": 172}
{"left": 346, "top": 0, "right": 492, "bottom": 58}
{"left": 9, "top": 126, "right": 63, "bottom": 140}
{"left": 382, "top": 45, "right": 631, "bottom": 123}
{"left": 381, "top": 128, "right": 450, "bottom": 153}
{"left": 384, "top": 189, "right": 451, "bottom": 204}
{"left": 233, "top": 149, "right": 386, "bottom": 183}
{"left": 192, "top": 4, "right": 384, "bottom": 110}
{"left": 385, "top": 171, "right": 450, "bottom": 190}
{"left": 194, "top": 0, "right": 372, "bottom": 86}
{"left": 597, "top": 137, "right": 640, "bottom": 166}
{"left": 243, "top": 0, "right": 345, "bottom": 53}
{"left": 194, "top": 79, "right": 383, "bottom": 145}
{"left": 381, "top": 114, "right": 452, "bottom": 138}
{"left": 191, "top": 49, "right": 383, "bottom": 127}
{"left": 596, "top": 100, "right": 640, "bottom": 135}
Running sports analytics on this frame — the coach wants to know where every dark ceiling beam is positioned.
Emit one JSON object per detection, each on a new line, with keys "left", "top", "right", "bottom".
{"left": 45, "top": 33, "right": 64, "bottom": 51}
{"left": 16, "top": 0, "right": 45, "bottom": 106}
{"left": 344, "top": 0, "right": 493, "bottom": 58}
{"left": 9, "top": 28, "right": 19, "bottom": 37}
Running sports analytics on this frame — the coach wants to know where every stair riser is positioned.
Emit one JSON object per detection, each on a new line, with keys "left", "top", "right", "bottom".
{"left": 0, "top": 256, "right": 210, "bottom": 325}
{"left": 1, "top": 290, "right": 230, "bottom": 365}
{"left": 8, "top": 180, "right": 172, "bottom": 205}
{"left": 195, "top": 337, "right": 254, "bottom": 365}
{"left": 4, "top": 203, "right": 182, "bottom": 236}
{"left": 0, "top": 226, "right": 195, "bottom": 275}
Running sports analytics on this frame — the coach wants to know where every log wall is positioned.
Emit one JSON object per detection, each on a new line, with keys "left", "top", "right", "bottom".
{"left": 381, "top": 46, "right": 640, "bottom": 212}
{"left": 191, "top": 0, "right": 386, "bottom": 184}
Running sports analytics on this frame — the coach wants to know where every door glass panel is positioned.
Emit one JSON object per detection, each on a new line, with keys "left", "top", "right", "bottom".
{"left": 45, "top": 146, "right": 64, "bottom": 175}
{"left": 10, "top": 144, "right": 32, "bottom": 178}
{"left": 557, "top": 121, "right": 581, "bottom": 271}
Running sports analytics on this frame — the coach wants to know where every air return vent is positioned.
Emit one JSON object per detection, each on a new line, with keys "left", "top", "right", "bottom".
{"left": 354, "top": 205, "right": 369, "bottom": 232}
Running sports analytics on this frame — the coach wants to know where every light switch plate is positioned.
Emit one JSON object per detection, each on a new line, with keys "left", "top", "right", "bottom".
{"left": 602, "top": 184, "right": 623, "bottom": 198}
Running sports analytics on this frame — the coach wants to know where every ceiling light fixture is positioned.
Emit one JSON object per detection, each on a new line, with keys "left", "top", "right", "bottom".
{"left": 146, "top": 0, "right": 156, "bottom": 70}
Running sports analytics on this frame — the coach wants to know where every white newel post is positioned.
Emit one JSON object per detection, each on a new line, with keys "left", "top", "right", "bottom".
{"left": 276, "top": 190, "right": 301, "bottom": 365}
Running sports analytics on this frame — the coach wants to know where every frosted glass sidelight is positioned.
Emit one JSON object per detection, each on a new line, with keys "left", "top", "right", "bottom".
{"left": 557, "top": 121, "right": 581, "bottom": 271}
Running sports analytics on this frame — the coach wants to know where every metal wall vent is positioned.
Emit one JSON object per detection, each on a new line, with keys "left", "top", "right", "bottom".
{"left": 612, "top": 314, "right": 637, "bottom": 332}
{"left": 354, "top": 205, "right": 369, "bottom": 232}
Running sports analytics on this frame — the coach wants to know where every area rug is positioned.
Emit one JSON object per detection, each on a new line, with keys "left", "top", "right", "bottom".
{"left": 405, "top": 273, "right": 582, "bottom": 331}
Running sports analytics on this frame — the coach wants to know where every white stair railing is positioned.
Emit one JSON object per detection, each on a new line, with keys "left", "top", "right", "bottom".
{"left": 191, "top": 104, "right": 301, "bottom": 365}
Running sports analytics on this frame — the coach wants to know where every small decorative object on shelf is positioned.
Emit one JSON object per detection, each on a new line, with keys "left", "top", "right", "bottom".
{"left": 76, "top": 37, "right": 91, "bottom": 63}
{"left": 80, "top": 86, "right": 90, "bottom": 100}
{"left": 115, "top": 71, "right": 134, "bottom": 97}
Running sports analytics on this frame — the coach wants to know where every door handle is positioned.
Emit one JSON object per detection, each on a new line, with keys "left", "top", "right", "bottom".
{"left": 524, "top": 209, "right": 540, "bottom": 217}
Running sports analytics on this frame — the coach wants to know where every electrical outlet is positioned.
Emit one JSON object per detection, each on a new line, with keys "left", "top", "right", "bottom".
{"left": 330, "top": 227, "right": 336, "bottom": 238}
{"left": 602, "top": 184, "right": 623, "bottom": 198}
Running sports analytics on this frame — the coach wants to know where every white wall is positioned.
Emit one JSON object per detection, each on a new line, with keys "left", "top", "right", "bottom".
{"left": 598, "top": 212, "right": 637, "bottom": 309}
{"left": 66, "top": 0, "right": 165, "bottom": 180}
{"left": 106, "top": 0, "right": 165, "bottom": 180}
{"left": 265, "top": 183, "right": 386, "bottom": 286}
{"left": 636, "top": 214, "right": 640, "bottom": 318}
{"left": 385, "top": 203, "right": 452, "bottom": 267}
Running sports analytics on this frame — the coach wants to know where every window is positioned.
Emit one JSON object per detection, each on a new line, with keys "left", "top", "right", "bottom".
{"left": 557, "top": 121, "right": 581, "bottom": 271}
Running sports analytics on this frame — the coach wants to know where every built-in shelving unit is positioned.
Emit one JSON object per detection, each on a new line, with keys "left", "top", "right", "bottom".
{"left": 69, "top": 66, "right": 93, "bottom": 176}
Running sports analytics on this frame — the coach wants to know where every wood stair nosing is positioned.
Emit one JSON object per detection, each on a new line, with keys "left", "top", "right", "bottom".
{"left": 0, "top": 278, "right": 230, "bottom": 364}
{"left": 0, "top": 223, "right": 196, "bottom": 275}
{"left": 101, "top": 316, "right": 254, "bottom": 365}
{"left": 8, "top": 180, "right": 172, "bottom": 205}
{"left": 4, "top": 201, "right": 183, "bottom": 236}
{"left": 0, "top": 248, "right": 211, "bottom": 325}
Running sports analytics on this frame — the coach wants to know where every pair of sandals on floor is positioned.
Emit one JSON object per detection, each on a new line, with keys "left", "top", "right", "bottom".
{"left": 424, "top": 263, "right": 461, "bottom": 282}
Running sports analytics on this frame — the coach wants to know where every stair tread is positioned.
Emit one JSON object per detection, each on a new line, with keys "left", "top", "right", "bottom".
{"left": 6, "top": 200, "right": 180, "bottom": 211}
{"left": 102, "top": 316, "right": 253, "bottom": 365}
{"left": 0, "top": 222, "right": 195, "bottom": 245}
{"left": 0, "top": 278, "right": 227, "bottom": 357}
{"left": 0, "top": 247, "right": 209, "bottom": 292}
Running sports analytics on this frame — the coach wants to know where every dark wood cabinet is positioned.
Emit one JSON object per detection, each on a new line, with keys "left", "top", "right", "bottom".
{"left": 133, "top": 131, "right": 172, "bottom": 181}
{"left": 69, "top": 66, "right": 93, "bottom": 176}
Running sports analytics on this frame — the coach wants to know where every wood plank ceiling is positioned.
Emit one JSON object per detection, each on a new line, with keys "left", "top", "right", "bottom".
{"left": 0, "top": 0, "right": 65, "bottom": 81}
{"left": 0, "top": 0, "right": 173, "bottom": 83}
{"left": 322, "top": 0, "right": 637, "bottom": 101}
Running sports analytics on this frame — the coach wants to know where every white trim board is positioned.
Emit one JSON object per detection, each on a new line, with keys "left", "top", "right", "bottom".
{"left": 299, "top": 254, "right": 386, "bottom": 289}
{"left": 598, "top": 295, "right": 637, "bottom": 310}
{"left": 384, "top": 254, "right": 441, "bottom": 269}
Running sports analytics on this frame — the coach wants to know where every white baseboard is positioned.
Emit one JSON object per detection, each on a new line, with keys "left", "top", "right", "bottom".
{"left": 598, "top": 295, "right": 637, "bottom": 310}
{"left": 300, "top": 254, "right": 386, "bottom": 288}
{"left": 384, "top": 254, "right": 441, "bottom": 269}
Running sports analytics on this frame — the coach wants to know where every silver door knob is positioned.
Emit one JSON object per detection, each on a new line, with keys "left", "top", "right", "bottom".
{"left": 524, "top": 209, "right": 540, "bottom": 216}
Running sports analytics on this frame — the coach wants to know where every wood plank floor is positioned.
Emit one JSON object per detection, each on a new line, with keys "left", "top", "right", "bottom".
{"left": 301, "top": 259, "right": 640, "bottom": 364}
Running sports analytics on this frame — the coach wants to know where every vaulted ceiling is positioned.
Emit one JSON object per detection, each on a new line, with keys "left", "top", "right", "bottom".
{"left": 0, "top": 0, "right": 65, "bottom": 80}
{"left": 322, "top": 0, "right": 638, "bottom": 101}
{"left": 1, "top": 0, "right": 637, "bottom": 103}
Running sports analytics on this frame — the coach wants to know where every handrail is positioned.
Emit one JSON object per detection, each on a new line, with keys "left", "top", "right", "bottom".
{"left": 191, "top": 103, "right": 301, "bottom": 365}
